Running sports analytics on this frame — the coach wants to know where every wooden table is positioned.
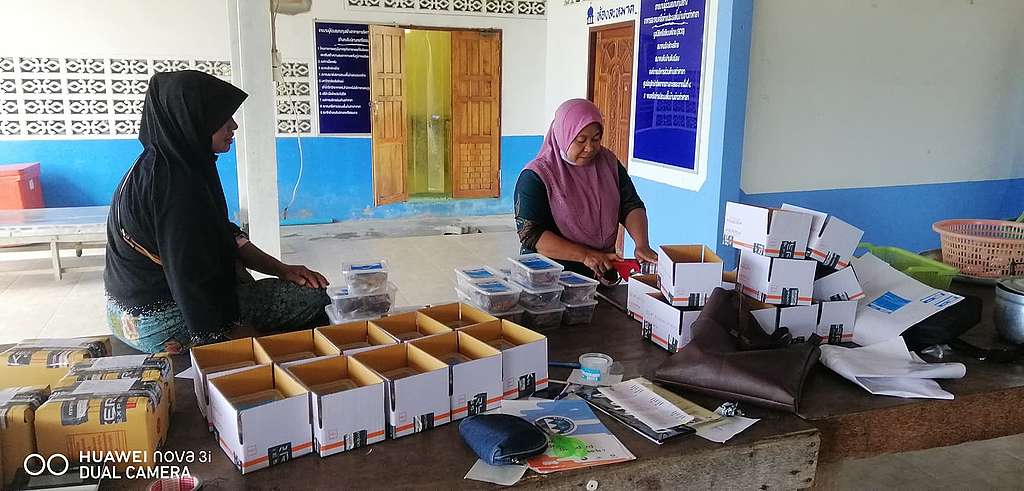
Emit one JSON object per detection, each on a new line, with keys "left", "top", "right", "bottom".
{"left": 0, "top": 205, "right": 108, "bottom": 280}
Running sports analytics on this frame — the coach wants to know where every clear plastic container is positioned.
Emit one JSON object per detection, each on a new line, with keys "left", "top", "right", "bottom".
{"left": 327, "top": 283, "right": 397, "bottom": 321}
{"left": 562, "top": 299, "right": 598, "bottom": 326}
{"left": 341, "top": 260, "right": 390, "bottom": 295}
{"left": 230, "top": 389, "right": 284, "bottom": 410}
{"left": 508, "top": 254, "right": 564, "bottom": 288}
{"left": 454, "top": 266, "right": 504, "bottom": 290}
{"left": 461, "top": 280, "right": 522, "bottom": 313}
{"left": 558, "top": 271, "right": 600, "bottom": 304}
{"left": 579, "top": 353, "right": 613, "bottom": 383}
{"left": 522, "top": 304, "right": 565, "bottom": 331}
{"left": 514, "top": 280, "right": 565, "bottom": 310}
{"left": 456, "top": 289, "right": 524, "bottom": 324}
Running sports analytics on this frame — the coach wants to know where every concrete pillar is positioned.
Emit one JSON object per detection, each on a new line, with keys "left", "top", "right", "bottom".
{"left": 226, "top": 0, "right": 281, "bottom": 258}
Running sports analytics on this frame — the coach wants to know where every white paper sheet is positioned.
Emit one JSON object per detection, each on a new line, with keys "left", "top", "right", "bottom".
{"left": 464, "top": 460, "right": 528, "bottom": 486}
{"left": 175, "top": 366, "right": 196, "bottom": 379}
{"left": 820, "top": 337, "right": 966, "bottom": 399}
{"left": 850, "top": 253, "right": 963, "bottom": 346}
{"left": 599, "top": 380, "right": 694, "bottom": 431}
{"left": 695, "top": 416, "right": 760, "bottom": 443}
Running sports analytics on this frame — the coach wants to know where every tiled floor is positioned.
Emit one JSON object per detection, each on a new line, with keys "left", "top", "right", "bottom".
{"left": 0, "top": 215, "right": 1022, "bottom": 488}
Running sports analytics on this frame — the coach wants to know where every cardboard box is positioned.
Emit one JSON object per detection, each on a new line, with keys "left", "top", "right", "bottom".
{"left": 460, "top": 320, "right": 548, "bottom": 400}
{"left": 314, "top": 321, "right": 398, "bottom": 356}
{"left": 0, "top": 386, "right": 49, "bottom": 488}
{"left": 723, "top": 202, "right": 813, "bottom": 259}
{"left": 0, "top": 336, "right": 111, "bottom": 389}
{"left": 369, "top": 311, "right": 452, "bottom": 343}
{"left": 35, "top": 374, "right": 171, "bottom": 467}
{"left": 254, "top": 330, "right": 342, "bottom": 366}
{"left": 350, "top": 344, "right": 451, "bottom": 439}
{"left": 409, "top": 332, "right": 503, "bottom": 420}
{"left": 626, "top": 274, "right": 659, "bottom": 323}
{"left": 722, "top": 270, "right": 738, "bottom": 291}
{"left": 64, "top": 353, "right": 175, "bottom": 408}
{"left": 416, "top": 303, "right": 498, "bottom": 330}
{"left": 189, "top": 338, "right": 265, "bottom": 427}
{"left": 283, "top": 356, "right": 386, "bottom": 457}
{"left": 207, "top": 364, "right": 312, "bottom": 473}
{"left": 657, "top": 245, "right": 725, "bottom": 307}
{"left": 750, "top": 300, "right": 858, "bottom": 344}
{"left": 781, "top": 204, "right": 864, "bottom": 269}
{"left": 738, "top": 250, "right": 816, "bottom": 306}
{"left": 640, "top": 293, "right": 701, "bottom": 353}
{"left": 813, "top": 266, "right": 865, "bottom": 302}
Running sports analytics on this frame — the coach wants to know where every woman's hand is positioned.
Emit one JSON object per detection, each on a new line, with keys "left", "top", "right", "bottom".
{"left": 280, "top": 265, "right": 329, "bottom": 289}
{"left": 634, "top": 244, "right": 659, "bottom": 264}
{"left": 582, "top": 250, "right": 622, "bottom": 275}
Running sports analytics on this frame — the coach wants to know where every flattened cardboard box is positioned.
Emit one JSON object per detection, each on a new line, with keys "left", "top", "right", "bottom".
{"left": 284, "top": 356, "right": 386, "bottom": 457}
{"left": 781, "top": 204, "right": 863, "bottom": 269}
{"left": 0, "top": 336, "right": 111, "bottom": 389}
{"left": 723, "top": 202, "right": 813, "bottom": 259}
{"left": 738, "top": 250, "right": 816, "bottom": 306}
{"left": 314, "top": 321, "right": 398, "bottom": 356}
{"left": 409, "top": 332, "right": 503, "bottom": 420}
{"left": 254, "top": 329, "right": 341, "bottom": 366}
{"left": 351, "top": 344, "right": 450, "bottom": 439}
{"left": 657, "top": 245, "right": 724, "bottom": 307}
{"left": 0, "top": 386, "right": 49, "bottom": 488}
{"left": 208, "top": 364, "right": 313, "bottom": 474}
{"left": 416, "top": 302, "right": 499, "bottom": 330}
{"left": 626, "top": 274, "right": 659, "bottom": 323}
{"left": 641, "top": 293, "right": 700, "bottom": 353}
{"left": 35, "top": 375, "right": 170, "bottom": 467}
{"left": 189, "top": 337, "right": 265, "bottom": 430}
{"left": 369, "top": 311, "right": 453, "bottom": 343}
{"left": 460, "top": 320, "right": 548, "bottom": 400}
{"left": 751, "top": 300, "right": 858, "bottom": 344}
{"left": 813, "top": 266, "right": 865, "bottom": 302}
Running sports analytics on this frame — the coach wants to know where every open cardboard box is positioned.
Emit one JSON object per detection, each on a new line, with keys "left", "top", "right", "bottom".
{"left": 416, "top": 302, "right": 498, "bottom": 330}
{"left": 641, "top": 293, "right": 701, "bottom": 353}
{"left": 0, "top": 336, "right": 111, "bottom": 389}
{"left": 350, "top": 344, "right": 451, "bottom": 439}
{"left": 0, "top": 386, "right": 49, "bottom": 488}
{"left": 190, "top": 338, "right": 265, "bottom": 429}
{"left": 208, "top": 364, "right": 313, "bottom": 474}
{"left": 781, "top": 204, "right": 863, "bottom": 269}
{"left": 369, "top": 311, "right": 452, "bottom": 343}
{"left": 284, "top": 356, "right": 386, "bottom": 457}
{"left": 459, "top": 320, "right": 548, "bottom": 399}
{"left": 314, "top": 321, "right": 398, "bottom": 356}
{"left": 722, "top": 270, "right": 738, "bottom": 290}
{"left": 750, "top": 300, "right": 858, "bottom": 344}
{"left": 254, "top": 330, "right": 341, "bottom": 367}
{"left": 738, "top": 249, "right": 816, "bottom": 306}
{"left": 657, "top": 245, "right": 724, "bottom": 307}
{"left": 723, "top": 202, "right": 813, "bottom": 259}
{"left": 409, "top": 332, "right": 503, "bottom": 420}
{"left": 626, "top": 274, "right": 659, "bottom": 323}
{"left": 813, "top": 266, "right": 865, "bottom": 302}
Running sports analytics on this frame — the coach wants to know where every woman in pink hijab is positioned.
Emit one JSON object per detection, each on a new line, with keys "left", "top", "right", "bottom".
{"left": 515, "top": 99, "right": 657, "bottom": 278}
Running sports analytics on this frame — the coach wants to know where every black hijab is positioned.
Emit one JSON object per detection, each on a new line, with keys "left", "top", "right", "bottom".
{"left": 105, "top": 70, "right": 248, "bottom": 345}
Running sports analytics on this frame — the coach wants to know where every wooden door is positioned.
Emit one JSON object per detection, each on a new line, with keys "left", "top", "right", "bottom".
{"left": 451, "top": 31, "right": 502, "bottom": 199}
{"left": 370, "top": 26, "right": 408, "bottom": 205}
{"left": 590, "top": 23, "right": 634, "bottom": 166}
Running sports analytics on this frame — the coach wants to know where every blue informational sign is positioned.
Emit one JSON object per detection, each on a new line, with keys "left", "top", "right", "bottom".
{"left": 314, "top": 22, "right": 371, "bottom": 134}
{"left": 632, "top": 0, "right": 706, "bottom": 171}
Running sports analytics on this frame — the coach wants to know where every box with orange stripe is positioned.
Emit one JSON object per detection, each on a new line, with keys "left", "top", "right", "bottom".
{"left": 207, "top": 364, "right": 313, "bottom": 474}
{"left": 640, "top": 292, "right": 701, "bottom": 353}
{"left": 460, "top": 320, "right": 549, "bottom": 400}
{"left": 409, "top": 331, "right": 504, "bottom": 421}
{"left": 657, "top": 245, "right": 724, "bottom": 307}
{"left": 737, "top": 250, "right": 816, "bottom": 306}
{"left": 281, "top": 355, "right": 387, "bottom": 458}
{"left": 780, "top": 203, "right": 864, "bottom": 270}
{"left": 351, "top": 344, "right": 452, "bottom": 440}
{"left": 723, "top": 202, "right": 813, "bottom": 260}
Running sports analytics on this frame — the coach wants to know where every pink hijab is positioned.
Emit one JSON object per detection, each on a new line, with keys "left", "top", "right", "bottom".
{"left": 525, "top": 99, "right": 621, "bottom": 251}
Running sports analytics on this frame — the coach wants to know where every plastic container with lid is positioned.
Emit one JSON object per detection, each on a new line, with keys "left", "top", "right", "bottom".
{"left": 455, "top": 266, "right": 504, "bottom": 290}
{"left": 522, "top": 304, "right": 565, "bottom": 331}
{"left": 327, "top": 283, "right": 397, "bottom": 321}
{"left": 579, "top": 353, "right": 613, "bottom": 383}
{"left": 461, "top": 279, "right": 522, "bottom": 313}
{"left": 456, "top": 289, "right": 525, "bottom": 324}
{"left": 508, "top": 253, "right": 564, "bottom": 288}
{"left": 562, "top": 299, "right": 598, "bottom": 326}
{"left": 514, "top": 280, "right": 564, "bottom": 310}
{"left": 341, "top": 260, "right": 390, "bottom": 295}
{"left": 558, "top": 271, "right": 600, "bottom": 304}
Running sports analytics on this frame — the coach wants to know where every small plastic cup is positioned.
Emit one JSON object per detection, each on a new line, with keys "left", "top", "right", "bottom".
{"left": 579, "top": 353, "right": 613, "bottom": 383}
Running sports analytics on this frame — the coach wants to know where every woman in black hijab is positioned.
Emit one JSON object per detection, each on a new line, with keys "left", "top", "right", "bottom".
{"left": 105, "top": 70, "right": 330, "bottom": 354}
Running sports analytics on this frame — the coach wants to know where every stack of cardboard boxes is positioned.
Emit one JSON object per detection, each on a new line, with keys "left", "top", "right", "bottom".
{"left": 629, "top": 202, "right": 865, "bottom": 351}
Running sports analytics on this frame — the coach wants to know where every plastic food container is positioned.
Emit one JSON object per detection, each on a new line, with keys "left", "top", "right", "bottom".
{"left": 558, "top": 271, "right": 600, "bottom": 304}
{"left": 562, "top": 299, "right": 598, "bottom": 326}
{"left": 327, "top": 283, "right": 397, "bottom": 320}
{"left": 455, "top": 266, "right": 504, "bottom": 290}
{"left": 522, "top": 304, "right": 565, "bottom": 331}
{"left": 579, "top": 353, "right": 613, "bottom": 383}
{"left": 457, "top": 289, "right": 525, "bottom": 324}
{"left": 461, "top": 279, "right": 522, "bottom": 313}
{"left": 342, "top": 260, "right": 390, "bottom": 295}
{"left": 508, "top": 253, "right": 564, "bottom": 288}
{"left": 514, "top": 280, "right": 565, "bottom": 310}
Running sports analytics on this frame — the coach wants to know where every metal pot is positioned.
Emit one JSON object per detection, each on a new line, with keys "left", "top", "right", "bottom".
{"left": 995, "top": 277, "right": 1024, "bottom": 344}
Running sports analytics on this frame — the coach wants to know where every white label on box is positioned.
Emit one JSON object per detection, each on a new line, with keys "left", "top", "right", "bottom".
{"left": 89, "top": 355, "right": 151, "bottom": 370}
{"left": 72, "top": 378, "right": 139, "bottom": 395}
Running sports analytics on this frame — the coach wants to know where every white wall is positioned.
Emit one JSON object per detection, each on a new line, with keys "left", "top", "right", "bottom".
{"left": 0, "top": 0, "right": 548, "bottom": 135}
{"left": 741, "top": 0, "right": 1024, "bottom": 194}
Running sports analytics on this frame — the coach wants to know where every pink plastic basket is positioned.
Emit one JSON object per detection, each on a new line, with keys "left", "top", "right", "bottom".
{"left": 932, "top": 219, "right": 1024, "bottom": 279}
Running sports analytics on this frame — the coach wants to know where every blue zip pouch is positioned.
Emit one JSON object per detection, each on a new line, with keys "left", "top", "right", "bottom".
{"left": 458, "top": 414, "right": 549, "bottom": 466}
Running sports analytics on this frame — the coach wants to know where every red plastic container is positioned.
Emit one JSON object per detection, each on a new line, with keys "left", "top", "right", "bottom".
{"left": 0, "top": 162, "right": 44, "bottom": 209}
